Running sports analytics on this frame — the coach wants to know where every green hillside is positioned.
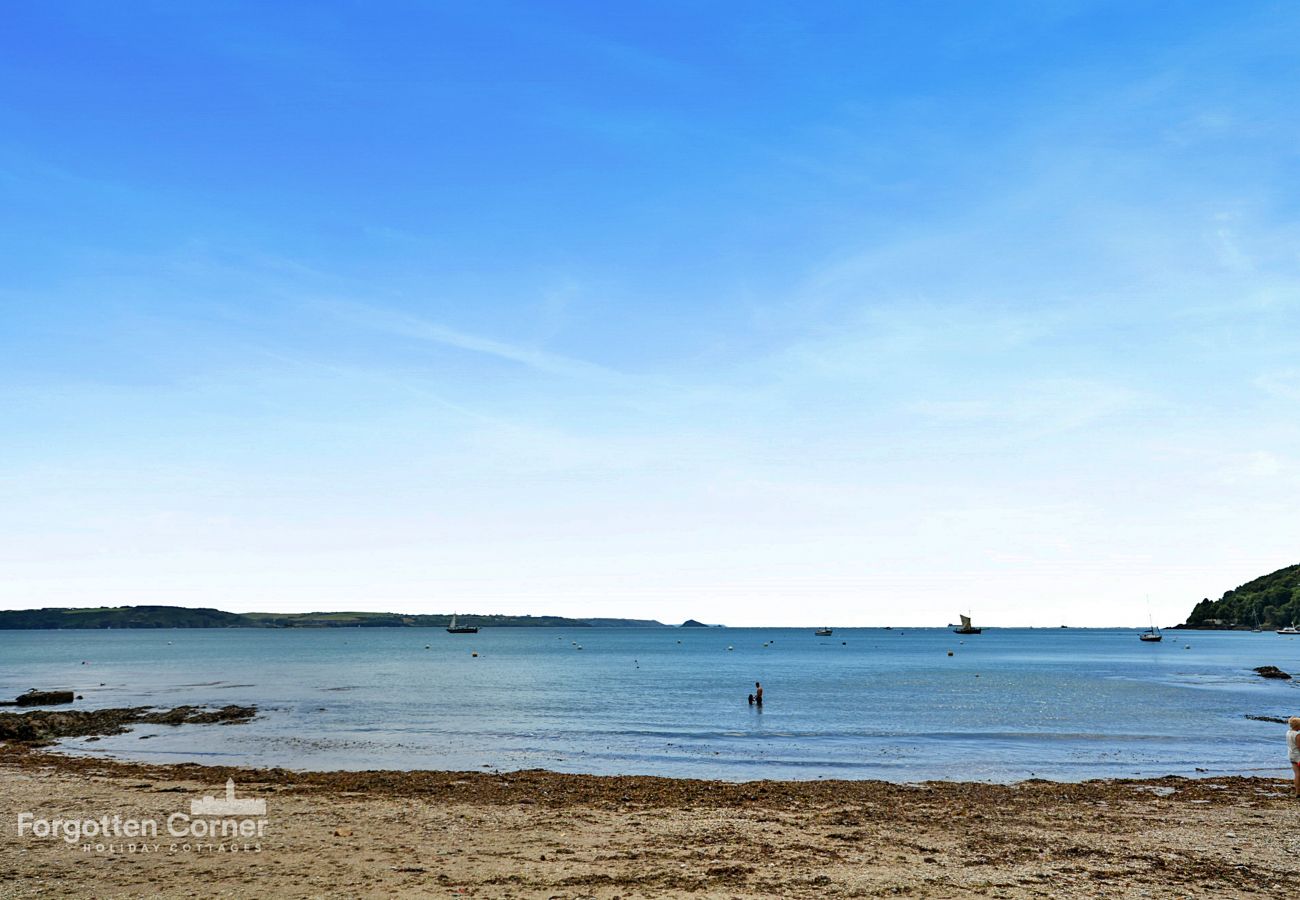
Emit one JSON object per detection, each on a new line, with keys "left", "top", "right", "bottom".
{"left": 0, "top": 606, "right": 246, "bottom": 629}
{"left": 1184, "top": 563, "right": 1300, "bottom": 628}
{"left": 0, "top": 606, "right": 667, "bottom": 629}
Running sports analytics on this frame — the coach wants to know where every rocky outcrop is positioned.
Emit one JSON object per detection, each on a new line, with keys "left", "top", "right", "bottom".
{"left": 1253, "top": 666, "right": 1292, "bottom": 680}
{"left": 0, "top": 705, "right": 256, "bottom": 743}
{"left": 13, "top": 690, "right": 75, "bottom": 707}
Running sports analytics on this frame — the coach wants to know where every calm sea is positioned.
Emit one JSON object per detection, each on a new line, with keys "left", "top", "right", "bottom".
{"left": 1, "top": 627, "right": 1295, "bottom": 782}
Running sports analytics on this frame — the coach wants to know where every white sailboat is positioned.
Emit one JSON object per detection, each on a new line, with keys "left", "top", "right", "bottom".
{"left": 1139, "top": 598, "right": 1162, "bottom": 641}
{"left": 953, "top": 614, "right": 981, "bottom": 635}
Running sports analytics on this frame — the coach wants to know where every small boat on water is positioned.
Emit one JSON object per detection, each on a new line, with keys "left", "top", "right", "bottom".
{"left": 953, "top": 614, "right": 981, "bottom": 635}
{"left": 1139, "top": 600, "right": 1162, "bottom": 641}
{"left": 814, "top": 627, "right": 833, "bottom": 636}
{"left": 446, "top": 614, "right": 478, "bottom": 634}
{"left": 1277, "top": 625, "right": 1299, "bottom": 635}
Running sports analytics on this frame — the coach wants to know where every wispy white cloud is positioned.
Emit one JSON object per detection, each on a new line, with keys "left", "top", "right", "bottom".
{"left": 909, "top": 377, "right": 1143, "bottom": 432}
{"left": 315, "top": 299, "right": 620, "bottom": 381}
{"left": 1255, "top": 369, "right": 1300, "bottom": 400}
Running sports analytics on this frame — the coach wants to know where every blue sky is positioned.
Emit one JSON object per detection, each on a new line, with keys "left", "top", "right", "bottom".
{"left": 2, "top": 2, "right": 1297, "bottom": 625}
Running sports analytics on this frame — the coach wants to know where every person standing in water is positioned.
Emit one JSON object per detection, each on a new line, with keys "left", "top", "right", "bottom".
{"left": 754, "top": 681, "right": 763, "bottom": 706}
{"left": 1289, "top": 718, "right": 1300, "bottom": 796}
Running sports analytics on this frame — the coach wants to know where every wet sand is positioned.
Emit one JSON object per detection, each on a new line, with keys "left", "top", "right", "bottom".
{"left": 2, "top": 747, "right": 1297, "bottom": 898}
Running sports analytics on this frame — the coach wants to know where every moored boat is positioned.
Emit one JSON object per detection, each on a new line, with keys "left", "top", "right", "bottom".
{"left": 446, "top": 614, "right": 478, "bottom": 634}
{"left": 953, "top": 614, "right": 981, "bottom": 635}
{"left": 1139, "top": 601, "right": 1162, "bottom": 641}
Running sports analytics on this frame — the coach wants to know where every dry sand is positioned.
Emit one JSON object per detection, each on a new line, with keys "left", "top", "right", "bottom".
{"left": 2, "top": 747, "right": 1298, "bottom": 898}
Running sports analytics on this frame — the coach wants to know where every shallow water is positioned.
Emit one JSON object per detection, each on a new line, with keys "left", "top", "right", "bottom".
{"left": 2, "top": 627, "right": 1295, "bottom": 781}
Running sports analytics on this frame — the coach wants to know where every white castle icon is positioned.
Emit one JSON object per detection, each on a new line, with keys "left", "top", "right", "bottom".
{"left": 190, "top": 779, "right": 267, "bottom": 817}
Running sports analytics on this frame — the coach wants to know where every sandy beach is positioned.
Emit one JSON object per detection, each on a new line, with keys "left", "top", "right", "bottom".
{"left": 2, "top": 746, "right": 1296, "bottom": 899}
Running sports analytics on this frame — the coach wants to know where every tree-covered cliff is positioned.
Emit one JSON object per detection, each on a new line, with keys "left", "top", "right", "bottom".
{"left": 1184, "top": 563, "right": 1300, "bottom": 628}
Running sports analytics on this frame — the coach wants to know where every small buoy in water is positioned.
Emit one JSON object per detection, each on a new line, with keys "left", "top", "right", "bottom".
{"left": 1185, "top": 645, "right": 1191, "bottom": 649}
{"left": 471, "top": 651, "right": 478, "bottom": 657}
{"left": 947, "top": 650, "right": 954, "bottom": 657}
{"left": 841, "top": 641, "right": 846, "bottom": 645}
{"left": 727, "top": 645, "right": 734, "bottom": 651}
{"left": 425, "top": 645, "right": 430, "bottom": 649}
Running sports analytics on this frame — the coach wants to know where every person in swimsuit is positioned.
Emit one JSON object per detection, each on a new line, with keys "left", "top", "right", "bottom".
{"left": 754, "top": 681, "right": 763, "bottom": 706}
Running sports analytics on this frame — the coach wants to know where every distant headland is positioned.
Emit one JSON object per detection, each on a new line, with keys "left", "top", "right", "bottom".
{"left": 0, "top": 606, "right": 672, "bottom": 630}
{"left": 1179, "top": 562, "right": 1300, "bottom": 629}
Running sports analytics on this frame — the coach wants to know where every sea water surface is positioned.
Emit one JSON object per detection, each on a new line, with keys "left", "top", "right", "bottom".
{"left": 1, "top": 627, "right": 1295, "bottom": 782}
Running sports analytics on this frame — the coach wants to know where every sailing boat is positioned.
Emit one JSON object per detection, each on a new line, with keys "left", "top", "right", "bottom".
{"left": 1140, "top": 598, "right": 1162, "bottom": 641}
{"left": 953, "top": 614, "right": 981, "bottom": 635}
{"left": 446, "top": 614, "right": 478, "bottom": 634}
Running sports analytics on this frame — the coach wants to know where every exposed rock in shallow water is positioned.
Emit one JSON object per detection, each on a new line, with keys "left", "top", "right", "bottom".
{"left": 0, "top": 705, "right": 256, "bottom": 743}
{"left": 0, "top": 690, "right": 76, "bottom": 707}
{"left": 15, "top": 690, "right": 76, "bottom": 706}
{"left": 1253, "top": 665, "right": 1292, "bottom": 680}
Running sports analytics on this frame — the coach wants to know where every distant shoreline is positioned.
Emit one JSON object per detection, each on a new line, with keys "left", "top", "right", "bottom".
{"left": 0, "top": 605, "right": 673, "bottom": 630}
{"left": 8, "top": 603, "right": 1294, "bottom": 630}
